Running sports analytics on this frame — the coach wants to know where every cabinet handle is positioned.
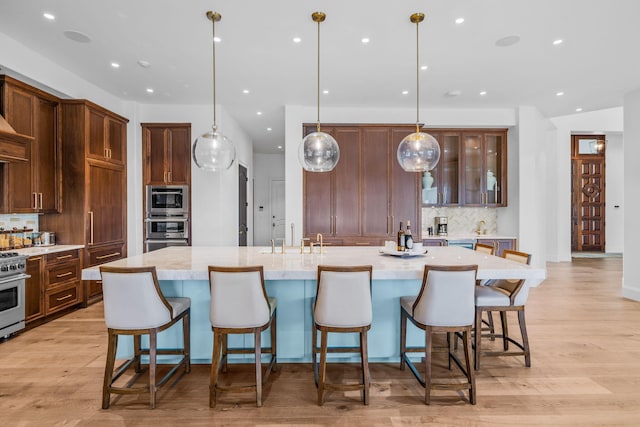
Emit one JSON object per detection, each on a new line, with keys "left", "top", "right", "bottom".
{"left": 56, "top": 271, "right": 73, "bottom": 278}
{"left": 56, "top": 254, "right": 73, "bottom": 260}
{"left": 88, "top": 211, "right": 94, "bottom": 245}
{"left": 334, "top": 216, "right": 337, "bottom": 234}
{"left": 168, "top": 171, "right": 172, "bottom": 182}
{"left": 38, "top": 193, "right": 43, "bottom": 209}
{"left": 108, "top": 148, "right": 112, "bottom": 158}
{"left": 164, "top": 171, "right": 167, "bottom": 183}
{"left": 32, "top": 192, "right": 37, "bottom": 210}
{"left": 355, "top": 242, "right": 370, "bottom": 245}
{"left": 104, "top": 148, "right": 108, "bottom": 158}
{"left": 96, "top": 252, "right": 121, "bottom": 260}
{"left": 56, "top": 293, "right": 74, "bottom": 302}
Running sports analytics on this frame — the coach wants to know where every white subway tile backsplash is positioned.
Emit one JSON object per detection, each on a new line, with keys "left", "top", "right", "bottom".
{"left": 421, "top": 207, "right": 497, "bottom": 237}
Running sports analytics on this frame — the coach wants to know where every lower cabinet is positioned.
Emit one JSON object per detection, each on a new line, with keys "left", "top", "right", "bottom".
{"left": 423, "top": 239, "right": 447, "bottom": 246}
{"left": 84, "top": 242, "right": 125, "bottom": 305}
{"left": 476, "top": 238, "right": 516, "bottom": 257}
{"left": 25, "top": 248, "right": 82, "bottom": 327}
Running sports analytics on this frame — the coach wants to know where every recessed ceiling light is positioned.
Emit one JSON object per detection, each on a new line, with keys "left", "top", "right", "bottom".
{"left": 110, "top": 62, "right": 120, "bottom": 68}
{"left": 361, "top": 37, "right": 370, "bottom": 44}
{"left": 277, "top": 145, "right": 283, "bottom": 149}
{"left": 137, "top": 60, "right": 151, "bottom": 68}
{"left": 43, "top": 12, "right": 55, "bottom": 20}
{"left": 267, "top": 128, "right": 273, "bottom": 132}
{"left": 576, "top": 107, "right": 583, "bottom": 112}
{"left": 455, "top": 17, "right": 465, "bottom": 24}
{"left": 293, "top": 37, "right": 301, "bottom": 43}
{"left": 242, "top": 89, "right": 250, "bottom": 94}
{"left": 402, "top": 90, "right": 409, "bottom": 95}
{"left": 323, "top": 90, "right": 329, "bottom": 95}
{"left": 495, "top": 35, "right": 520, "bottom": 47}
{"left": 257, "top": 111, "right": 263, "bottom": 116}
{"left": 421, "top": 65, "right": 428, "bottom": 70}
{"left": 445, "top": 90, "right": 462, "bottom": 97}
{"left": 64, "top": 30, "right": 91, "bottom": 43}
{"left": 553, "top": 39, "right": 563, "bottom": 45}
{"left": 213, "top": 37, "right": 221, "bottom": 43}
{"left": 556, "top": 91, "right": 564, "bottom": 96}
{"left": 479, "top": 91, "right": 487, "bottom": 96}
{"left": 146, "top": 88, "right": 154, "bottom": 93}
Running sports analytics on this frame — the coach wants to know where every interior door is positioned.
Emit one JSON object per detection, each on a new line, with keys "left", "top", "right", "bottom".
{"left": 270, "top": 179, "right": 285, "bottom": 241}
{"left": 571, "top": 135, "right": 606, "bottom": 252}
{"left": 238, "top": 164, "right": 248, "bottom": 246}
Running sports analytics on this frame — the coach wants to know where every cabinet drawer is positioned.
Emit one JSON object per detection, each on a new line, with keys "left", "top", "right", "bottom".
{"left": 46, "top": 249, "right": 80, "bottom": 265}
{"left": 45, "top": 283, "right": 79, "bottom": 314}
{"left": 46, "top": 260, "right": 80, "bottom": 289}
{"left": 87, "top": 243, "right": 125, "bottom": 266}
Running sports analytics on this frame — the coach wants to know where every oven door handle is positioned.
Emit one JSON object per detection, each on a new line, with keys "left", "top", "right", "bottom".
{"left": 0, "top": 273, "right": 31, "bottom": 285}
{"left": 145, "top": 218, "right": 189, "bottom": 223}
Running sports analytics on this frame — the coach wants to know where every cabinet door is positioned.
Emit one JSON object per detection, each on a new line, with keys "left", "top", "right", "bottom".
{"left": 462, "top": 132, "right": 484, "bottom": 206}
{"left": 303, "top": 167, "right": 332, "bottom": 236}
{"left": 168, "top": 127, "right": 191, "bottom": 184}
{"left": 362, "top": 128, "right": 391, "bottom": 237}
{"left": 34, "top": 98, "right": 59, "bottom": 212}
{"left": 87, "top": 108, "right": 107, "bottom": 160}
{"left": 332, "top": 128, "right": 361, "bottom": 237}
{"left": 25, "top": 256, "right": 45, "bottom": 323}
{"left": 88, "top": 162, "right": 126, "bottom": 246}
{"left": 390, "top": 128, "right": 420, "bottom": 238}
{"left": 422, "top": 132, "right": 460, "bottom": 206}
{"left": 107, "top": 117, "right": 126, "bottom": 164}
{"left": 484, "top": 131, "right": 506, "bottom": 206}
{"left": 145, "top": 127, "right": 168, "bottom": 184}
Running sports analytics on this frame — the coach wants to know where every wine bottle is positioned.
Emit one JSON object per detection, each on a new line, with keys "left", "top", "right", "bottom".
{"left": 405, "top": 221, "right": 414, "bottom": 251}
{"left": 397, "top": 221, "right": 405, "bottom": 252}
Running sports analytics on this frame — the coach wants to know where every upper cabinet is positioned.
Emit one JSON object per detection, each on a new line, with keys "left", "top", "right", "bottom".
{"left": 303, "top": 124, "right": 421, "bottom": 245}
{"left": 0, "top": 76, "right": 61, "bottom": 214}
{"left": 83, "top": 102, "right": 126, "bottom": 165}
{"left": 142, "top": 123, "right": 192, "bottom": 185}
{"left": 422, "top": 128, "right": 507, "bottom": 207}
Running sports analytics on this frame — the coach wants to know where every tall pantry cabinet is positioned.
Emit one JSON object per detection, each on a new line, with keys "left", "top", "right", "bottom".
{"left": 40, "top": 100, "right": 128, "bottom": 306}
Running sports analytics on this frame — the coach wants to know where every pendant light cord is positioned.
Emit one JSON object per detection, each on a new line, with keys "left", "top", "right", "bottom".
{"left": 415, "top": 18, "right": 420, "bottom": 134}
{"left": 211, "top": 15, "right": 217, "bottom": 129}
{"left": 316, "top": 18, "right": 321, "bottom": 132}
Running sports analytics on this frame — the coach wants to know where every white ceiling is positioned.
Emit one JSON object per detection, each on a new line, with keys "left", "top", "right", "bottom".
{"left": 1, "top": 0, "right": 639, "bottom": 153}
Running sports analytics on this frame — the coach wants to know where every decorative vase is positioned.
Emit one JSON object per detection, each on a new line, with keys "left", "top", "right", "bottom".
{"left": 422, "top": 171, "right": 434, "bottom": 189}
{"left": 487, "top": 170, "right": 497, "bottom": 191}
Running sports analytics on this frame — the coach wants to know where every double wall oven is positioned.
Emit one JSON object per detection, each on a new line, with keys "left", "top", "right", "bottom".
{"left": 145, "top": 185, "right": 190, "bottom": 252}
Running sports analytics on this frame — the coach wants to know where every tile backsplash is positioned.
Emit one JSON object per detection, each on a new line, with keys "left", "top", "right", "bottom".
{"left": 0, "top": 214, "right": 39, "bottom": 232}
{"left": 421, "top": 207, "right": 497, "bottom": 237}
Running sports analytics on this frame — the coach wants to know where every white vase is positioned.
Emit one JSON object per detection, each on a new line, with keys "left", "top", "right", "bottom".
{"left": 422, "top": 171, "right": 434, "bottom": 189}
{"left": 487, "top": 170, "right": 497, "bottom": 191}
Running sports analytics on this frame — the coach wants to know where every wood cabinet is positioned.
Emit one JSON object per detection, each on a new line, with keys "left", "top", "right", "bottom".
{"left": 85, "top": 242, "right": 126, "bottom": 303}
{"left": 421, "top": 129, "right": 507, "bottom": 207}
{"left": 0, "top": 76, "right": 60, "bottom": 213}
{"left": 142, "top": 123, "right": 191, "bottom": 185}
{"left": 303, "top": 124, "right": 420, "bottom": 245}
{"left": 39, "top": 100, "right": 128, "bottom": 306}
{"left": 476, "top": 238, "right": 516, "bottom": 257}
{"left": 25, "top": 255, "right": 45, "bottom": 323}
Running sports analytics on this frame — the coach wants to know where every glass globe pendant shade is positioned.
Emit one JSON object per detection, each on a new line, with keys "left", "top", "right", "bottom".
{"left": 193, "top": 127, "right": 236, "bottom": 172}
{"left": 298, "top": 131, "right": 340, "bottom": 172}
{"left": 396, "top": 131, "right": 440, "bottom": 172}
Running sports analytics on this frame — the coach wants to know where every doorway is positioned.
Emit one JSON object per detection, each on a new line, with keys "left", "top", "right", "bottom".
{"left": 270, "top": 179, "right": 285, "bottom": 242}
{"left": 571, "top": 135, "right": 606, "bottom": 252}
{"left": 238, "top": 164, "right": 248, "bottom": 246}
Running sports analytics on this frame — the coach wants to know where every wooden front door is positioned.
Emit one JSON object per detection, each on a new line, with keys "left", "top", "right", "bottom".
{"left": 571, "top": 135, "right": 606, "bottom": 252}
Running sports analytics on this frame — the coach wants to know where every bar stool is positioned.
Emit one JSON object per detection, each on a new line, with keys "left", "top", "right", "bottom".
{"left": 208, "top": 266, "right": 277, "bottom": 408}
{"left": 474, "top": 242, "right": 496, "bottom": 338}
{"left": 400, "top": 265, "right": 478, "bottom": 405}
{"left": 100, "top": 266, "right": 191, "bottom": 409}
{"left": 313, "top": 265, "right": 373, "bottom": 405}
{"left": 474, "top": 249, "right": 532, "bottom": 370}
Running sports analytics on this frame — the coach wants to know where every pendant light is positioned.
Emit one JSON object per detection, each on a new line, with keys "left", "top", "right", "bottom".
{"left": 193, "top": 11, "right": 236, "bottom": 172}
{"left": 298, "top": 12, "right": 340, "bottom": 172}
{"left": 397, "top": 13, "right": 440, "bottom": 172}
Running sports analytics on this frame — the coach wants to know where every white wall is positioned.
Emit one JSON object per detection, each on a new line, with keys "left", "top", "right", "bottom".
{"left": 605, "top": 133, "right": 624, "bottom": 253}
{"left": 253, "top": 153, "right": 285, "bottom": 246}
{"left": 549, "top": 107, "right": 624, "bottom": 261}
{"left": 623, "top": 89, "right": 640, "bottom": 301}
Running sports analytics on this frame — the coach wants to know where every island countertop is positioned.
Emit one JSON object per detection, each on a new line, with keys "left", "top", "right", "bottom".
{"left": 81, "top": 245, "right": 545, "bottom": 283}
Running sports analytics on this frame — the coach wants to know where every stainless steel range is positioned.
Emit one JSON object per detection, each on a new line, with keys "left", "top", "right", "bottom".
{"left": 0, "top": 252, "right": 29, "bottom": 338}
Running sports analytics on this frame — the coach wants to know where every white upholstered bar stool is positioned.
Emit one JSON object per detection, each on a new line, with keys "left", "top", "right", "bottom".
{"left": 208, "top": 266, "right": 277, "bottom": 408}
{"left": 400, "top": 265, "right": 478, "bottom": 405}
{"left": 100, "top": 266, "right": 191, "bottom": 409}
{"left": 313, "top": 265, "right": 373, "bottom": 406}
{"left": 474, "top": 249, "right": 532, "bottom": 370}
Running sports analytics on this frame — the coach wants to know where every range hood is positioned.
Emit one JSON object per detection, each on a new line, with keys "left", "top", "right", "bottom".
{"left": 0, "top": 113, "right": 32, "bottom": 162}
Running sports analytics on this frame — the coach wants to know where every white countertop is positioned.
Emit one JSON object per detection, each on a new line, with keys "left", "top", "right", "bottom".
{"left": 14, "top": 244, "right": 85, "bottom": 256}
{"left": 422, "top": 234, "right": 517, "bottom": 240}
{"left": 81, "top": 246, "right": 545, "bottom": 284}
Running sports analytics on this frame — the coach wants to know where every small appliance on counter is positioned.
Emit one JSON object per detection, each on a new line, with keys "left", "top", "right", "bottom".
{"left": 435, "top": 216, "right": 448, "bottom": 236}
{"left": 32, "top": 231, "right": 55, "bottom": 246}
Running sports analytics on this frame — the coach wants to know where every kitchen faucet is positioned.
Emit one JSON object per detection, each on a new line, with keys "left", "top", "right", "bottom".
{"left": 316, "top": 233, "right": 324, "bottom": 254}
{"left": 290, "top": 223, "right": 295, "bottom": 247}
{"left": 475, "top": 220, "right": 486, "bottom": 235}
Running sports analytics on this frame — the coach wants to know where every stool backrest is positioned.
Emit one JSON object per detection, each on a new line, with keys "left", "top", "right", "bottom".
{"left": 474, "top": 242, "right": 495, "bottom": 255}
{"left": 100, "top": 266, "right": 172, "bottom": 330}
{"left": 412, "top": 265, "right": 478, "bottom": 327}
{"left": 314, "top": 265, "right": 373, "bottom": 328}
{"left": 498, "top": 249, "right": 532, "bottom": 306}
{"left": 208, "top": 266, "right": 271, "bottom": 328}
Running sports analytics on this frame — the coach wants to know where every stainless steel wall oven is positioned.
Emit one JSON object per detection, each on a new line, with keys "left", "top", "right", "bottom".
{"left": 144, "top": 185, "right": 190, "bottom": 252}
{"left": 146, "top": 185, "right": 189, "bottom": 216}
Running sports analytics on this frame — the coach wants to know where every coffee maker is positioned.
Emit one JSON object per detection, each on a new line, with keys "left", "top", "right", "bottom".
{"left": 435, "top": 216, "right": 448, "bottom": 236}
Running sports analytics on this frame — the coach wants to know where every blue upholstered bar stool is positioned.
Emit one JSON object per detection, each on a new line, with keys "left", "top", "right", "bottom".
{"left": 400, "top": 265, "right": 478, "bottom": 405}
{"left": 312, "top": 265, "right": 373, "bottom": 405}
{"left": 208, "top": 266, "right": 277, "bottom": 408}
{"left": 100, "top": 266, "right": 191, "bottom": 409}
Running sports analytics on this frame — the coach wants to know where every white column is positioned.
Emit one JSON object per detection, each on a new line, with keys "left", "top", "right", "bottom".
{"left": 623, "top": 89, "right": 640, "bottom": 301}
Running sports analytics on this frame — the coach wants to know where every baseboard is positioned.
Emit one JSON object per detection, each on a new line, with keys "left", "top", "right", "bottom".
{"left": 622, "top": 284, "right": 640, "bottom": 302}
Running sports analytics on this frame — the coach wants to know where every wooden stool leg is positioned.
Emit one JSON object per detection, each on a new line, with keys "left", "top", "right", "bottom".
{"left": 221, "top": 334, "right": 229, "bottom": 373}
{"left": 318, "top": 328, "right": 328, "bottom": 405}
{"left": 271, "top": 311, "right": 278, "bottom": 372}
{"left": 312, "top": 325, "right": 319, "bottom": 386}
{"left": 424, "top": 326, "right": 433, "bottom": 405}
{"left": 133, "top": 334, "right": 142, "bottom": 373}
{"left": 487, "top": 311, "right": 496, "bottom": 340}
{"left": 209, "top": 330, "right": 223, "bottom": 408}
{"left": 474, "top": 308, "right": 483, "bottom": 371}
{"left": 518, "top": 309, "right": 531, "bottom": 367}
{"left": 183, "top": 312, "right": 191, "bottom": 373}
{"left": 463, "top": 328, "right": 476, "bottom": 405}
{"left": 360, "top": 330, "right": 370, "bottom": 405}
{"left": 255, "top": 329, "right": 263, "bottom": 407}
{"left": 102, "top": 331, "right": 118, "bottom": 409}
{"left": 149, "top": 330, "right": 157, "bottom": 409}
{"left": 400, "top": 308, "right": 407, "bottom": 371}
{"left": 500, "top": 311, "right": 509, "bottom": 350}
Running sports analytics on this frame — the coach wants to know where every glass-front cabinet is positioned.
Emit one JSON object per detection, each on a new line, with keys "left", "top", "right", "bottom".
{"left": 422, "top": 129, "right": 507, "bottom": 207}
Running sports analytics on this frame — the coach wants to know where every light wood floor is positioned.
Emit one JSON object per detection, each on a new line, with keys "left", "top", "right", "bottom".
{"left": 2, "top": 258, "right": 639, "bottom": 426}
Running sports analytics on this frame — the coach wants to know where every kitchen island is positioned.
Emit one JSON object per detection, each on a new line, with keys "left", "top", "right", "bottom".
{"left": 82, "top": 246, "right": 545, "bottom": 363}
